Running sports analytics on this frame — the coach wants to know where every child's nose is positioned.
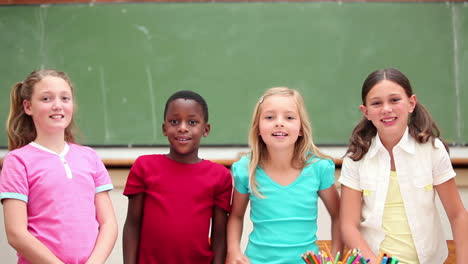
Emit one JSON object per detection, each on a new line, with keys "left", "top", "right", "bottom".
{"left": 178, "top": 121, "right": 189, "bottom": 131}
{"left": 275, "top": 118, "right": 285, "bottom": 127}
{"left": 52, "top": 99, "right": 62, "bottom": 110}
{"left": 382, "top": 103, "right": 392, "bottom": 113}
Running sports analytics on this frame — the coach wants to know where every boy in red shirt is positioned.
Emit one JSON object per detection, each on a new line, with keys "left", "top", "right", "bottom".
{"left": 123, "top": 90, "right": 232, "bottom": 264}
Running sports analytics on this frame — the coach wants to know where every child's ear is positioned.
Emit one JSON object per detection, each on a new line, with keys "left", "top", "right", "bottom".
{"left": 23, "top": 100, "right": 32, "bottom": 116}
{"left": 409, "top": 94, "right": 417, "bottom": 113}
{"left": 162, "top": 123, "right": 167, "bottom": 136}
{"left": 203, "top": 123, "right": 211, "bottom": 137}
{"left": 359, "top": 105, "right": 369, "bottom": 120}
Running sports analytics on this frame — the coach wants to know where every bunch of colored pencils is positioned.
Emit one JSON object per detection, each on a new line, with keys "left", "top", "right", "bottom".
{"left": 302, "top": 247, "right": 399, "bottom": 264}
{"left": 301, "top": 250, "right": 336, "bottom": 264}
{"left": 376, "top": 253, "right": 399, "bottom": 264}
{"left": 302, "top": 248, "right": 367, "bottom": 264}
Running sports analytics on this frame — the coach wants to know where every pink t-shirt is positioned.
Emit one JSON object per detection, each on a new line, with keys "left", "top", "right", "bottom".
{"left": 123, "top": 154, "right": 232, "bottom": 264}
{"left": 0, "top": 142, "right": 113, "bottom": 264}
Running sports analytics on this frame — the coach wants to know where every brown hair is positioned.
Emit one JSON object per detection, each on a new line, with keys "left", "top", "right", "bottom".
{"left": 6, "top": 69, "right": 77, "bottom": 151}
{"left": 346, "top": 68, "right": 447, "bottom": 161}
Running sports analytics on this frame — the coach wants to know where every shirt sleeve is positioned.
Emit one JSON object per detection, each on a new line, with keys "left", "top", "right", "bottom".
{"left": 231, "top": 156, "right": 250, "bottom": 194}
{"left": 338, "top": 156, "right": 362, "bottom": 191}
{"left": 89, "top": 148, "right": 113, "bottom": 193}
{"left": 214, "top": 167, "right": 233, "bottom": 213}
{"left": 123, "top": 156, "right": 146, "bottom": 196}
{"left": 0, "top": 153, "right": 29, "bottom": 203}
{"left": 317, "top": 158, "right": 336, "bottom": 190}
{"left": 432, "top": 139, "right": 456, "bottom": 186}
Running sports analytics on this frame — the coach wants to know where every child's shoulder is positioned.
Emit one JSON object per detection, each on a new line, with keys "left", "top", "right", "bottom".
{"left": 304, "top": 155, "right": 335, "bottom": 172}
{"left": 416, "top": 137, "right": 445, "bottom": 148}
{"left": 134, "top": 154, "right": 165, "bottom": 165}
{"left": 412, "top": 137, "right": 448, "bottom": 157}
{"left": 5, "top": 144, "right": 29, "bottom": 156}
{"left": 69, "top": 143, "right": 97, "bottom": 154}
{"left": 231, "top": 155, "right": 250, "bottom": 171}
{"left": 306, "top": 155, "right": 334, "bottom": 166}
{"left": 68, "top": 143, "right": 108, "bottom": 162}
{"left": 231, "top": 155, "right": 250, "bottom": 179}
{"left": 4, "top": 143, "right": 41, "bottom": 161}
{"left": 202, "top": 159, "right": 230, "bottom": 172}
{"left": 2, "top": 147, "right": 26, "bottom": 165}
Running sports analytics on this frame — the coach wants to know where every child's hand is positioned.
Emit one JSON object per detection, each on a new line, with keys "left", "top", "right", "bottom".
{"left": 225, "top": 251, "right": 250, "bottom": 264}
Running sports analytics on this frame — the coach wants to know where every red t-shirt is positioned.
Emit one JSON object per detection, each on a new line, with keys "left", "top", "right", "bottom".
{"left": 123, "top": 154, "right": 232, "bottom": 264}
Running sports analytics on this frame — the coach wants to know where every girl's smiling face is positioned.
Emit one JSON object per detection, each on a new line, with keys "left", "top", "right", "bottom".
{"left": 23, "top": 76, "right": 74, "bottom": 138}
{"left": 258, "top": 95, "right": 302, "bottom": 152}
{"left": 360, "top": 79, "right": 417, "bottom": 142}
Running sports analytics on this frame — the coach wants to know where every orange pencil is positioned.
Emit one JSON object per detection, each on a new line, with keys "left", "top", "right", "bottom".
{"left": 342, "top": 249, "right": 352, "bottom": 262}
{"left": 324, "top": 242, "right": 334, "bottom": 264}
{"left": 376, "top": 252, "right": 385, "bottom": 264}
{"left": 311, "top": 253, "right": 320, "bottom": 264}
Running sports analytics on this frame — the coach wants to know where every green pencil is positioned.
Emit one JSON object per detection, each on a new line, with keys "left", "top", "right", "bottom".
{"left": 334, "top": 251, "right": 340, "bottom": 264}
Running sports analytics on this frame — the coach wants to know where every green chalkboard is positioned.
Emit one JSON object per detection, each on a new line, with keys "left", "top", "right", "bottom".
{"left": 0, "top": 2, "right": 467, "bottom": 146}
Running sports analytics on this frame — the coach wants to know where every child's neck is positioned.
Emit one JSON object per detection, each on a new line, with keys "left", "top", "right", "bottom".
{"left": 380, "top": 131, "right": 404, "bottom": 153}
{"left": 262, "top": 149, "right": 301, "bottom": 186}
{"left": 264, "top": 147, "right": 294, "bottom": 169}
{"left": 166, "top": 150, "right": 201, "bottom": 164}
{"left": 34, "top": 133, "right": 66, "bottom": 154}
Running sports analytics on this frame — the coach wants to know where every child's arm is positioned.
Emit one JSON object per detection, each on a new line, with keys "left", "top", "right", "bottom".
{"left": 226, "top": 190, "right": 250, "bottom": 264}
{"left": 86, "top": 191, "right": 118, "bottom": 264}
{"left": 436, "top": 178, "right": 468, "bottom": 264}
{"left": 340, "top": 186, "right": 378, "bottom": 263}
{"left": 211, "top": 205, "right": 229, "bottom": 264}
{"left": 318, "top": 184, "right": 343, "bottom": 256}
{"left": 3, "top": 199, "right": 64, "bottom": 264}
{"left": 123, "top": 193, "right": 145, "bottom": 264}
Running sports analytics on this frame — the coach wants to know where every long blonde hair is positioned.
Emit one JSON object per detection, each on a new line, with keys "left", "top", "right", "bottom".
{"left": 6, "top": 69, "right": 77, "bottom": 151}
{"left": 248, "top": 87, "right": 330, "bottom": 197}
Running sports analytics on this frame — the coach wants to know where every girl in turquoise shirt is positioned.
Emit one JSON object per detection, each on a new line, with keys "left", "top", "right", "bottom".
{"left": 226, "top": 87, "right": 342, "bottom": 264}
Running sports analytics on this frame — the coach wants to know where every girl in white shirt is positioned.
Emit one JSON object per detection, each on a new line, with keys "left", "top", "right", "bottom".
{"left": 339, "top": 68, "right": 468, "bottom": 264}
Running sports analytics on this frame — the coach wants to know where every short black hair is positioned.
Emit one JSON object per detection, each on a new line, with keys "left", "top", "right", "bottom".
{"left": 163, "top": 90, "right": 209, "bottom": 122}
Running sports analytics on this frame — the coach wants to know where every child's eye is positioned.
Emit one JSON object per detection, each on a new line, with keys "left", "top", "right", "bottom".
{"left": 391, "top": 98, "right": 401, "bottom": 103}
{"left": 264, "top": 116, "right": 273, "bottom": 120}
{"left": 188, "top": 120, "right": 198, "bottom": 125}
{"left": 370, "top": 101, "right": 381, "bottom": 106}
{"left": 62, "top": 96, "right": 71, "bottom": 102}
{"left": 41, "top": 97, "right": 51, "bottom": 102}
{"left": 287, "top": 116, "right": 295, "bottom": 120}
{"left": 170, "top": 120, "right": 179, "bottom": 125}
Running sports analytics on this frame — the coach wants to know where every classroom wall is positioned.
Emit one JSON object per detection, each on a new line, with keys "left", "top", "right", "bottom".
{"left": 1, "top": 1, "right": 468, "bottom": 147}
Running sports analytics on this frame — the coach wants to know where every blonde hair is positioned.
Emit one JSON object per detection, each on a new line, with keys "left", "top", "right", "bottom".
{"left": 248, "top": 87, "right": 330, "bottom": 197}
{"left": 6, "top": 69, "right": 77, "bottom": 151}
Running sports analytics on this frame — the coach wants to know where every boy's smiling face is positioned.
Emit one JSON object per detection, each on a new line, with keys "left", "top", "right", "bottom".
{"left": 163, "top": 98, "right": 210, "bottom": 164}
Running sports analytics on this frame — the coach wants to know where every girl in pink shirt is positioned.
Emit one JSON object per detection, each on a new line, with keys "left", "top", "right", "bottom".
{"left": 0, "top": 69, "right": 118, "bottom": 264}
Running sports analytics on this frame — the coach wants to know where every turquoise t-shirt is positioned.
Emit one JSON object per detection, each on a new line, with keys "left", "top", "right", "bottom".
{"left": 232, "top": 155, "right": 335, "bottom": 264}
